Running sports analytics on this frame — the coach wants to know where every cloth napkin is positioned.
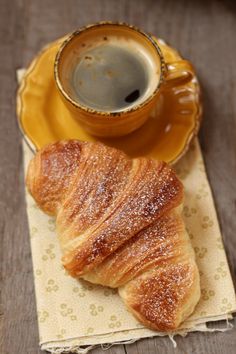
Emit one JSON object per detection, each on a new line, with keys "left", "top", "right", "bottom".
{"left": 22, "top": 137, "right": 236, "bottom": 354}
{"left": 18, "top": 51, "right": 236, "bottom": 354}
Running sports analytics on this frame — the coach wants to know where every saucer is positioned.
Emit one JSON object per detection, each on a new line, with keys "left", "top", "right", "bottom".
{"left": 17, "top": 36, "right": 202, "bottom": 163}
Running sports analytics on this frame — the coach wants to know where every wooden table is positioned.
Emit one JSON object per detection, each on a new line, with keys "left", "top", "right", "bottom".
{"left": 1, "top": 0, "right": 236, "bottom": 353}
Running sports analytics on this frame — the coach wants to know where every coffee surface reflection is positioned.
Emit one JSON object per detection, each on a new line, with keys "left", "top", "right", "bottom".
{"left": 70, "top": 42, "right": 156, "bottom": 112}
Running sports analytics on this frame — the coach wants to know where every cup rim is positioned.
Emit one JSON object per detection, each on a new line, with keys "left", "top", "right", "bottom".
{"left": 54, "top": 21, "right": 166, "bottom": 117}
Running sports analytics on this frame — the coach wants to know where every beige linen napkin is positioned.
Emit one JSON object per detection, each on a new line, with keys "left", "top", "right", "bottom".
{"left": 22, "top": 137, "right": 236, "bottom": 354}
{"left": 18, "top": 55, "right": 236, "bottom": 354}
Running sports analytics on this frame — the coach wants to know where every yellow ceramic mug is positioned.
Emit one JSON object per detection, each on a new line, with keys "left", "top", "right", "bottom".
{"left": 54, "top": 22, "right": 194, "bottom": 137}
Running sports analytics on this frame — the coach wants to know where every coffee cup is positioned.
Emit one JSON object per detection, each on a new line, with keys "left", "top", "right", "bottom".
{"left": 54, "top": 22, "right": 194, "bottom": 137}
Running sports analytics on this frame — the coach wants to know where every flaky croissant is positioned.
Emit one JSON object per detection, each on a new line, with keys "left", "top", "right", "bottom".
{"left": 26, "top": 140, "right": 200, "bottom": 331}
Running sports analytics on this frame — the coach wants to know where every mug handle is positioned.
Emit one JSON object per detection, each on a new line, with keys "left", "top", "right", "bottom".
{"left": 163, "top": 60, "right": 194, "bottom": 88}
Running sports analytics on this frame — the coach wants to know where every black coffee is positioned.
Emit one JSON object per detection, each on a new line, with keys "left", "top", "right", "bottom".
{"left": 70, "top": 44, "right": 151, "bottom": 112}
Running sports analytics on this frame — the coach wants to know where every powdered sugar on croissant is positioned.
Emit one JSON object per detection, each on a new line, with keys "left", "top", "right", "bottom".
{"left": 26, "top": 140, "right": 200, "bottom": 331}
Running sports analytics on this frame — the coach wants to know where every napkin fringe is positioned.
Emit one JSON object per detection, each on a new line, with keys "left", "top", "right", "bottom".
{"left": 42, "top": 320, "right": 234, "bottom": 354}
{"left": 41, "top": 334, "right": 186, "bottom": 353}
{"left": 205, "top": 318, "right": 234, "bottom": 332}
{"left": 43, "top": 339, "right": 137, "bottom": 354}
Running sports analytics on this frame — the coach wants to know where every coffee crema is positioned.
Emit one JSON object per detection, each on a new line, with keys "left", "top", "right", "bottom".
{"left": 68, "top": 36, "right": 161, "bottom": 112}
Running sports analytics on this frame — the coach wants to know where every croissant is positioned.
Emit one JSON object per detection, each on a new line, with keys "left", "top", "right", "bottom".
{"left": 26, "top": 140, "right": 200, "bottom": 331}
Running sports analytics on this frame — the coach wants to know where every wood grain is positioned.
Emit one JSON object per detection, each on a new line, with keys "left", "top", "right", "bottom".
{"left": 0, "top": 0, "right": 235, "bottom": 353}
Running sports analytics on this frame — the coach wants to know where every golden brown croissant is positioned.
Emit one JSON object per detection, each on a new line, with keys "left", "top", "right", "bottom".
{"left": 26, "top": 140, "right": 200, "bottom": 331}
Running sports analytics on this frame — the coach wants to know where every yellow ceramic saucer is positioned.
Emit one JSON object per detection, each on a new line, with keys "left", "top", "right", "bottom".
{"left": 17, "top": 36, "right": 201, "bottom": 163}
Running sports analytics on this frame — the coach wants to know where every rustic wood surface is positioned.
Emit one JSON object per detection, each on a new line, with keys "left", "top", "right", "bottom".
{"left": 0, "top": 0, "right": 236, "bottom": 353}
